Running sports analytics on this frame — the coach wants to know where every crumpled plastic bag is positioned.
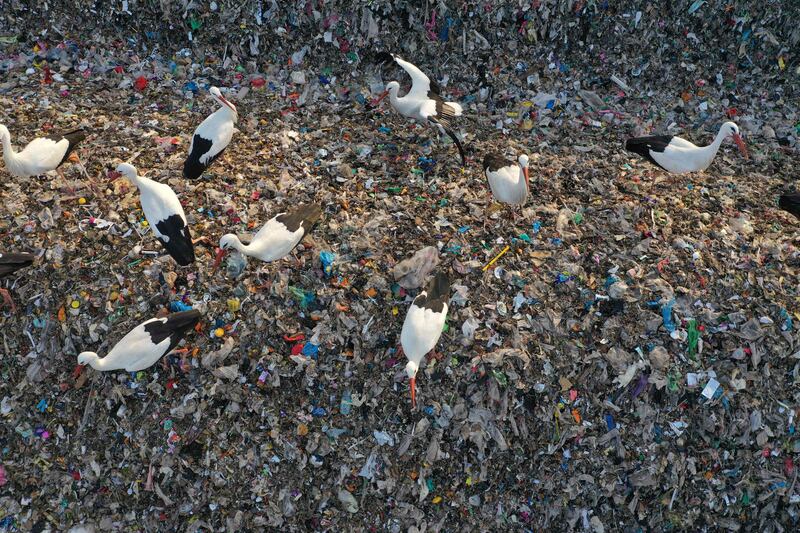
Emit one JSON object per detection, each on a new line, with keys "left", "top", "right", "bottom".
{"left": 392, "top": 246, "right": 439, "bottom": 289}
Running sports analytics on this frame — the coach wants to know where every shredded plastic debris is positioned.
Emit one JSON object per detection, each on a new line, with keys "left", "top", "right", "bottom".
{"left": 1, "top": 1, "right": 799, "bottom": 531}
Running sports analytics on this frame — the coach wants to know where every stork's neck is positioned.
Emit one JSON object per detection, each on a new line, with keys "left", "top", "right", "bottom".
{"left": 84, "top": 352, "right": 107, "bottom": 370}
{"left": 0, "top": 134, "right": 19, "bottom": 167}
{"left": 702, "top": 127, "right": 728, "bottom": 158}
{"left": 123, "top": 173, "right": 146, "bottom": 189}
{"left": 388, "top": 86, "right": 402, "bottom": 108}
{"left": 215, "top": 105, "right": 238, "bottom": 123}
{"left": 229, "top": 236, "right": 251, "bottom": 255}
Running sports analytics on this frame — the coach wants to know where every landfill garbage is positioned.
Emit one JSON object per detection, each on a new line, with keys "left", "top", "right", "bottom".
{"left": 0, "top": 1, "right": 799, "bottom": 532}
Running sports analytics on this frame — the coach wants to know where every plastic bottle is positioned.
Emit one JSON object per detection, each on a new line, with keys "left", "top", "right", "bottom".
{"left": 225, "top": 250, "right": 247, "bottom": 278}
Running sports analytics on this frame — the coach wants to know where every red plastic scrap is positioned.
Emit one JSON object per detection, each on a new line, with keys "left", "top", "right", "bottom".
{"left": 134, "top": 76, "right": 148, "bottom": 91}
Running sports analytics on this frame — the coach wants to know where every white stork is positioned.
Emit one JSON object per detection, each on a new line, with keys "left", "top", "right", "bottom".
{"left": 399, "top": 272, "right": 450, "bottom": 408}
{"left": 373, "top": 52, "right": 465, "bottom": 165}
{"left": 77, "top": 309, "right": 201, "bottom": 372}
{"left": 0, "top": 124, "right": 85, "bottom": 178}
{"left": 115, "top": 163, "right": 195, "bottom": 266}
{"left": 483, "top": 152, "right": 530, "bottom": 227}
{"left": 183, "top": 86, "right": 237, "bottom": 179}
{"left": 625, "top": 121, "right": 748, "bottom": 174}
{"left": 213, "top": 203, "right": 322, "bottom": 271}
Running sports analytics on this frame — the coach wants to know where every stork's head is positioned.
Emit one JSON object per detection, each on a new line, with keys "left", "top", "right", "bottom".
{"left": 210, "top": 86, "right": 237, "bottom": 115}
{"left": 404, "top": 360, "right": 419, "bottom": 407}
{"left": 77, "top": 351, "right": 99, "bottom": 368}
{"left": 374, "top": 81, "right": 400, "bottom": 106}
{"left": 0, "top": 124, "right": 9, "bottom": 143}
{"left": 213, "top": 233, "right": 240, "bottom": 271}
{"left": 115, "top": 162, "right": 138, "bottom": 180}
{"left": 721, "top": 121, "right": 748, "bottom": 159}
{"left": 384, "top": 81, "right": 400, "bottom": 95}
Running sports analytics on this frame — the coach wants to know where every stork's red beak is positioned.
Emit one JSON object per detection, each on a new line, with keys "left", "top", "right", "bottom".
{"left": 523, "top": 167, "right": 530, "bottom": 189}
{"left": 372, "top": 90, "right": 389, "bottom": 107}
{"left": 108, "top": 170, "right": 121, "bottom": 182}
{"left": 218, "top": 95, "right": 236, "bottom": 112}
{"left": 409, "top": 376, "right": 416, "bottom": 408}
{"left": 212, "top": 248, "right": 226, "bottom": 271}
{"left": 732, "top": 133, "right": 748, "bottom": 160}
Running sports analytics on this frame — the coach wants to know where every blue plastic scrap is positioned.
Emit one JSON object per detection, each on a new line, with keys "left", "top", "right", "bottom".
{"left": 661, "top": 299, "right": 676, "bottom": 333}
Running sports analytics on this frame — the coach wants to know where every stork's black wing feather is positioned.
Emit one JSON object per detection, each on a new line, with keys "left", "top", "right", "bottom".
{"left": 143, "top": 310, "right": 201, "bottom": 353}
{"left": 414, "top": 272, "right": 450, "bottom": 313}
{"left": 46, "top": 128, "right": 86, "bottom": 167}
{"left": 155, "top": 214, "right": 195, "bottom": 266}
{"left": 483, "top": 153, "right": 512, "bottom": 173}
{"left": 275, "top": 203, "right": 323, "bottom": 234}
{"left": 374, "top": 51, "right": 395, "bottom": 66}
{"left": 183, "top": 135, "right": 226, "bottom": 179}
{"left": 624, "top": 135, "right": 673, "bottom": 170}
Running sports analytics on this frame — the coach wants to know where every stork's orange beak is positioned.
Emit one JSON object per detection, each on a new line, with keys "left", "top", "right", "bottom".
{"left": 220, "top": 96, "right": 236, "bottom": 113}
{"left": 523, "top": 167, "right": 530, "bottom": 189}
{"left": 373, "top": 90, "right": 389, "bottom": 106}
{"left": 732, "top": 133, "right": 749, "bottom": 160}
{"left": 68, "top": 152, "right": 80, "bottom": 163}
{"left": 212, "top": 248, "right": 226, "bottom": 271}
{"left": 409, "top": 376, "right": 416, "bottom": 408}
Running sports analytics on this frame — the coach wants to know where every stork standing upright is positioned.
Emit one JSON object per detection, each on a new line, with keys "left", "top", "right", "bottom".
{"left": 0, "top": 124, "right": 85, "bottom": 179}
{"left": 183, "top": 86, "right": 237, "bottom": 179}
{"left": 625, "top": 121, "right": 748, "bottom": 174}
{"left": 400, "top": 272, "right": 450, "bottom": 408}
{"left": 115, "top": 163, "right": 195, "bottom": 266}
{"left": 373, "top": 52, "right": 465, "bottom": 165}
{"left": 483, "top": 152, "right": 530, "bottom": 228}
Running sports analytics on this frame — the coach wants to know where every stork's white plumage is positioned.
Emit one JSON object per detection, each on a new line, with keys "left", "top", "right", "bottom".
{"left": 482, "top": 153, "right": 530, "bottom": 228}
{"left": 183, "top": 86, "right": 237, "bottom": 179}
{"left": 213, "top": 203, "right": 322, "bottom": 271}
{"left": 116, "top": 163, "right": 195, "bottom": 266}
{"left": 77, "top": 310, "right": 201, "bottom": 372}
{"left": 374, "top": 52, "right": 465, "bottom": 164}
{"left": 484, "top": 153, "right": 530, "bottom": 205}
{"left": 625, "top": 121, "right": 748, "bottom": 174}
{"left": 400, "top": 272, "right": 450, "bottom": 407}
{"left": 0, "top": 124, "right": 85, "bottom": 178}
